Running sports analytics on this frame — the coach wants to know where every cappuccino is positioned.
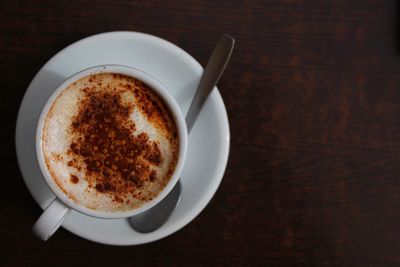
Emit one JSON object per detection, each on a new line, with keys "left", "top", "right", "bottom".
{"left": 42, "top": 73, "right": 179, "bottom": 212}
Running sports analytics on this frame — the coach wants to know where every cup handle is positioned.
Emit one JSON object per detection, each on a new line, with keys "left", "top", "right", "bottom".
{"left": 32, "top": 199, "right": 70, "bottom": 241}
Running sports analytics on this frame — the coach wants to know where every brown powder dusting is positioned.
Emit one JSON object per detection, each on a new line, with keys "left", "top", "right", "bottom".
{"left": 52, "top": 154, "right": 63, "bottom": 162}
{"left": 66, "top": 73, "right": 177, "bottom": 204}
{"left": 70, "top": 174, "right": 79, "bottom": 184}
{"left": 144, "top": 142, "right": 162, "bottom": 165}
{"left": 132, "top": 87, "right": 171, "bottom": 132}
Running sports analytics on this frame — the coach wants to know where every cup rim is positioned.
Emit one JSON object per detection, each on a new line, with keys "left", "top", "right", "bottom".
{"left": 35, "top": 64, "right": 188, "bottom": 219}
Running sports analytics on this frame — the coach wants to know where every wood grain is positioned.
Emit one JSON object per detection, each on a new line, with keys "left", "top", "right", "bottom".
{"left": 2, "top": 0, "right": 400, "bottom": 266}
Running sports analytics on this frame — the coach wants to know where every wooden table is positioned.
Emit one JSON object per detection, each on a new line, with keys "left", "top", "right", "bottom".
{"left": 3, "top": 0, "right": 400, "bottom": 265}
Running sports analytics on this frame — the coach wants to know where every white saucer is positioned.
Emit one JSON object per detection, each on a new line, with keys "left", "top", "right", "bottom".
{"left": 15, "top": 31, "right": 230, "bottom": 245}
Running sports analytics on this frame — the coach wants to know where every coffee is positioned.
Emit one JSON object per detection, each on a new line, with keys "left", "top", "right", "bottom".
{"left": 42, "top": 73, "right": 179, "bottom": 212}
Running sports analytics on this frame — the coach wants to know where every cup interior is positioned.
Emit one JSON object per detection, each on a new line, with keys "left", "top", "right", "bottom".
{"left": 35, "top": 65, "right": 188, "bottom": 219}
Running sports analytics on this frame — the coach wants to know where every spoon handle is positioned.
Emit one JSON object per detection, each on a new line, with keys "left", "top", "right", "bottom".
{"left": 185, "top": 34, "right": 235, "bottom": 133}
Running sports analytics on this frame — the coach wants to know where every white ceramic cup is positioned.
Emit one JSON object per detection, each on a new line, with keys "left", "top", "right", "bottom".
{"left": 32, "top": 65, "right": 188, "bottom": 241}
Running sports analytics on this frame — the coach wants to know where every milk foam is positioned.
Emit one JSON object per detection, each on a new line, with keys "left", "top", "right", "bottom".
{"left": 42, "top": 73, "right": 178, "bottom": 212}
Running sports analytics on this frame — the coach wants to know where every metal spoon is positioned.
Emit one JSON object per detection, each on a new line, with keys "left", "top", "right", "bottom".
{"left": 129, "top": 34, "right": 235, "bottom": 233}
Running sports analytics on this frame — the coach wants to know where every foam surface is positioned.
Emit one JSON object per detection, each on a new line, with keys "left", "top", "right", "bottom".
{"left": 42, "top": 73, "right": 179, "bottom": 212}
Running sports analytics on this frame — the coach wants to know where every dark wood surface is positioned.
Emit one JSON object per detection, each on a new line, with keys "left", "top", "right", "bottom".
{"left": 2, "top": 0, "right": 400, "bottom": 266}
